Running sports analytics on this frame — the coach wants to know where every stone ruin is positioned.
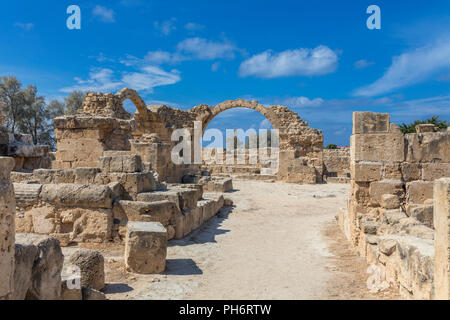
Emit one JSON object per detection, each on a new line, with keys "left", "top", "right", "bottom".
{"left": 323, "top": 147, "right": 350, "bottom": 183}
{"left": 337, "top": 112, "right": 450, "bottom": 299}
{"left": 2, "top": 88, "right": 448, "bottom": 300}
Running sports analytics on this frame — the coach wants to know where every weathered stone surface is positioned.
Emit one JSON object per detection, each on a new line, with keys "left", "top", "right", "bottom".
{"left": 369, "top": 181, "right": 404, "bottom": 206}
{"left": 405, "top": 132, "right": 450, "bottom": 163}
{"left": 353, "top": 112, "right": 390, "bottom": 134}
{"left": 0, "top": 157, "right": 15, "bottom": 299}
{"left": 410, "top": 205, "right": 433, "bottom": 228}
{"left": 434, "top": 178, "right": 450, "bottom": 300}
{"left": 421, "top": 163, "right": 450, "bottom": 181}
{"left": 407, "top": 181, "right": 434, "bottom": 204}
{"left": 100, "top": 155, "right": 142, "bottom": 173}
{"left": 401, "top": 163, "right": 421, "bottom": 182}
{"left": 379, "top": 239, "right": 397, "bottom": 256}
{"left": 115, "top": 200, "right": 178, "bottom": 226}
{"left": 125, "top": 222, "right": 167, "bottom": 274}
{"left": 64, "top": 248, "right": 105, "bottom": 291}
{"left": 381, "top": 194, "right": 400, "bottom": 209}
{"left": 69, "top": 208, "right": 113, "bottom": 243}
{"left": 13, "top": 234, "right": 64, "bottom": 300}
{"left": 351, "top": 133, "right": 404, "bottom": 162}
{"left": 40, "top": 184, "right": 113, "bottom": 208}
{"left": 351, "top": 162, "right": 381, "bottom": 182}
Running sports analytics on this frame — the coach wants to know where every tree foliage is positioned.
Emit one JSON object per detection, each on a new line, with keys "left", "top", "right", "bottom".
{"left": 325, "top": 144, "right": 338, "bottom": 149}
{"left": 0, "top": 75, "right": 85, "bottom": 148}
{"left": 399, "top": 116, "right": 448, "bottom": 134}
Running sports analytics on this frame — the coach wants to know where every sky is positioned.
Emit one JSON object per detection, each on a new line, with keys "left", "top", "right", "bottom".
{"left": 1, "top": 0, "right": 450, "bottom": 146}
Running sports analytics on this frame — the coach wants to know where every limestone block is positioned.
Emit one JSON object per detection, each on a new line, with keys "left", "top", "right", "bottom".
{"left": 40, "top": 184, "right": 113, "bottom": 209}
{"left": 434, "top": 178, "right": 450, "bottom": 300}
{"left": 416, "top": 124, "right": 436, "bottom": 133}
{"left": 125, "top": 222, "right": 167, "bottom": 274}
{"left": 99, "top": 155, "right": 142, "bottom": 173}
{"left": 68, "top": 208, "right": 113, "bottom": 243}
{"left": 407, "top": 181, "right": 434, "bottom": 204}
{"left": 401, "top": 163, "right": 421, "bottom": 182}
{"left": 0, "top": 157, "right": 15, "bottom": 300}
{"left": 10, "top": 238, "right": 39, "bottom": 300}
{"left": 381, "top": 194, "right": 400, "bottom": 209}
{"left": 410, "top": 205, "right": 433, "bottom": 228}
{"left": 33, "top": 169, "right": 75, "bottom": 184}
{"left": 383, "top": 163, "right": 403, "bottom": 180}
{"left": 353, "top": 112, "right": 390, "bottom": 134}
{"left": 405, "top": 132, "right": 450, "bottom": 163}
{"left": 369, "top": 181, "right": 404, "bottom": 206}
{"left": 13, "top": 234, "right": 64, "bottom": 300}
{"left": 351, "top": 162, "right": 381, "bottom": 182}
{"left": 64, "top": 248, "right": 105, "bottom": 291}
{"left": 379, "top": 239, "right": 397, "bottom": 256}
{"left": 352, "top": 133, "right": 405, "bottom": 162}
{"left": 107, "top": 172, "right": 156, "bottom": 199}
{"left": 421, "top": 163, "right": 450, "bottom": 181}
{"left": 74, "top": 167, "right": 100, "bottom": 184}
{"left": 30, "top": 206, "right": 55, "bottom": 234}
{"left": 116, "top": 200, "right": 178, "bottom": 226}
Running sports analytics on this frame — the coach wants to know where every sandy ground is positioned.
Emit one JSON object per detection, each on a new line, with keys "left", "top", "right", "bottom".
{"left": 97, "top": 180, "right": 399, "bottom": 300}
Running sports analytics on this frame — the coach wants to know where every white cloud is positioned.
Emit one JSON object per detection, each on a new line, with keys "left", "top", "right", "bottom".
{"left": 177, "top": 37, "right": 237, "bottom": 60}
{"left": 239, "top": 46, "right": 338, "bottom": 78}
{"left": 184, "top": 22, "right": 205, "bottom": 32}
{"left": 355, "top": 40, "right": 450, "bottom": 97}
{"left": 122, "top": 37, "right": 239, "bottom": 67}
{"left": 92, "top": 5, "right": 115, "bottom": 23}
{"left": 122, "top": 66, "right": 180, "bottom": 91}
{"left": 277, "top": 96, "right": 324, "bottom": 108}
{"left": 14, "top": 22, "right": 34, "bottom": 31}
{"left": 60, "top": 65, "right": 180, "bottom": 93}
{"left": 354, "top": 59, "right": 374, "bottom": 69}
{"left": 154, "top": 18, "right": 176, "bottom": 36}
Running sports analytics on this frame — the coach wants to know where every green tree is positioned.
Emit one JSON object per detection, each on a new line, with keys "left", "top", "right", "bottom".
{"left": 399, "top": 116, "right": 448, "bottom": 134}
{"left": 325, "top": 144, "right": 338, "bottom": 149}
{"left": 64, "top": 90, "right": 84, "bottom": 115}
{"left": 0, "top": 76, "right": 25, "bottom": 133}
{"left": 17, "top": 85, "right": 51, "bottom": 145}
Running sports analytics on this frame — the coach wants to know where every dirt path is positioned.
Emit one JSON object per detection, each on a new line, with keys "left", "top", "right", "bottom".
{"left": 102, "top": 180, "right": 398, "bottom": 300}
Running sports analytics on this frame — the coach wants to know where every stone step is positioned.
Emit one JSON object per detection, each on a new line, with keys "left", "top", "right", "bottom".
{"left": 13, "top": 183, "right": 42, "bottom": 205}
{"left": 233, "top": 174, "right": 277, "bottom": 181}
{"left": 137, "top": 186, "right": 199, "bottom": 211}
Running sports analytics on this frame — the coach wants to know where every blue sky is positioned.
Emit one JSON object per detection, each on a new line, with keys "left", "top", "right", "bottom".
{"left": 1, "top": 0, "right": 450, "bottom": 146}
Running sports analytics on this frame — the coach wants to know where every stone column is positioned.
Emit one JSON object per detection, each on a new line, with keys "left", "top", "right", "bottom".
{"left": 434, "top": 178, "right": 450, "bottom": 300}
{"left": 0, "top": 157, "right": 16, "bottom": 300}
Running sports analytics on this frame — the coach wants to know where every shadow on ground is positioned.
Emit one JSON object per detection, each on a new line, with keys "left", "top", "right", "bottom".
{"left": 104, "top": 283, "right": 134, "bottom": 295}
{"left": 169, "top": 206, "right": 235, "bottom": 247}
{"left": 164, "top": 258, "right": 203, "bottom": 275}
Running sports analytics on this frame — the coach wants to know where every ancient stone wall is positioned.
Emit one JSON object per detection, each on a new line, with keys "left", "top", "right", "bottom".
{"left": 0, "top": 157, "right": 16, "bottom": 300}
{"left": 323, "top": 148, "right": 350, "bottom": 183}
{"left": 337, "top": 111, "right": 450, "bottom": 299}
{"left": 55, "top": 89, "right": 323, "bottom": 184}
{"left": 0, "top": 132, "right": 52, "bottom": 171}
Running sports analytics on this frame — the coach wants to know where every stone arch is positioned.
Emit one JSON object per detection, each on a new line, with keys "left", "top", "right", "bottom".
{"left": 115, "top": 88, "right": 148, "bottom": 119}
{"left": 197, "top": 99, "right": 283, "bottom": 135}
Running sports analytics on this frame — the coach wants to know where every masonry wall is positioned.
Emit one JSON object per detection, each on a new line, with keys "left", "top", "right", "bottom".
{"left": 338, "top": 111, "right": 450, "bottom": 299}
{"left": 0, "top": 157, "right": 16, "bottom": 299}
{"left": 323, "top": 148, "right": 350, "bottom": 183}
